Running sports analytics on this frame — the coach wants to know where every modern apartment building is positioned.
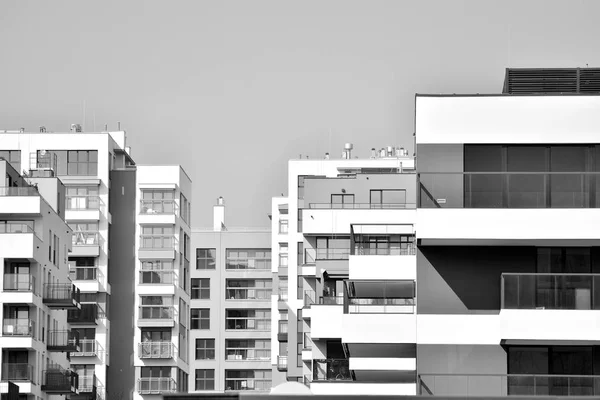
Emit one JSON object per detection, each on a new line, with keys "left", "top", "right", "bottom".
{"left": 272, "top": 146, "right": 417, "bottom": 395}
{"left": 415, "top": 68, "right": 600, "bottom": 397}
{"left": 0, "top": 159, "right": 80, "bottom": 400}
{"left": 189, "top": 199, "right": 273, "bottom": 394}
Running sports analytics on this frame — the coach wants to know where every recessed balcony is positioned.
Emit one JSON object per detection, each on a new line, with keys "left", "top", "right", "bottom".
{"left": 277, "top": 321, "right": 288, "bottom": 342}
{"left": 138, "top": 200, "right": 177, "bottom": 225}
{"left": 42, "top": 284, "right": 80, "bottom": 309}
{"left": 77, "top": 374, "right": 97, "bottom": 395}
{"left": 41, "top": 368, "right": 79, "bottom": 394}
{"left": 137, "top": 306, "right": 175, "bottom": 327}
{"left": 277, "top": 356, "right": 288, "bottom": 371}
{"left": 47, "top": 330, "right": 80, "bottom": 352}
{"left": 3, "top": 274, "right": 36, "bottom": 293}
{"left": 71, "top": 339, "right": 98, "bottom": 357}
{"left": 65, "top": 195, "right": 101, "bottom": 221}
{"left": 139, "top": 270, "right": 175, "bottom": 285}
{"left": 137, "top": 377, "right": 177, "bottom": 394}
{"left": 313, "top": 359, "right": 352, "bottom": 382}
{"left": 67, "top": 304, "right": 100, "bottom": 325}
{"left": 138, "top": 341, "right": 174, "bottom": 359}
{"left": 1, "top": 363, "right": 35, "bottom": 383}
{"left": 71, "top": 232, "right": 100, "bottom": 257}
{"left": 138, "top": 236, "right": 177, "bottom": 260}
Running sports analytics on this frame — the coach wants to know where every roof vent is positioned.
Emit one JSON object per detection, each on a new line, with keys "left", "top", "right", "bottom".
{"left": 39, "top": 126, "right": 46, "bottom": 133}
{"left": 70, "top": 124, "right": 82, "bottom": 133}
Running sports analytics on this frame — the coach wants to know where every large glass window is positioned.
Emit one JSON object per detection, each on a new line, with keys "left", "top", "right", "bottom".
{"left": 225, "top": 339, "right": 270, "bottom": 361}
{"left": 191, "top": 278, "right": 210, "bottom": 299}
{"left": 67, "top": 151, "right": 98, "bottom": 175}
{"left": 195, "top": 369, "right": 215, "bottom": 391}
{"left": 140, "top": 226, "right": 174, "bottom": 249}
{"left": 70, "top": 222, "right": 99, "bottom": 246}
{"left": 316, "top": 237, "right": 350, "bottom": 260}
{"left": 226, "top": 249, "right": 271, "bottom": 270}
{"left": 225, "top": 279, "right": 272, "bottom": 300}
{"left": 195, "top": 339, "right": 215, "bottom": 360}
{"left": 141, "top": 190, "right": 175, "bottom": 214}
{"left": 225, "top": 370, "right": 271, "bottom": 391}
{"left": 69, "top": 257, "right": 96, "bottom": 280}
{"left": 0, "top": 150, "right": 21, "bottom": 172}
{"left": 225, "top": 309, "right": 270, "bottom": 331}
{"left": 190, "top": 309, "right": 210, "bottom": 330}
{"left": 196, "top": 249, "right": 216, "bottom": 270}
{"left": 66, "top": 186, "right": 100, "bottom": 210}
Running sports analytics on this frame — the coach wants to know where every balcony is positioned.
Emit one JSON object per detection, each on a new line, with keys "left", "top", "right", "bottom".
{"left": 68, "top": 304, "right": 99, "bottom": 325}
{"left": 225, "top": 317, "right": 270, "bottom": 331}
{"left": 77, "top": 375, "right": 97, "bottom": 394}
{"left": 42, "top": 283, "right": 80, "bottom": 309}
{"left": 48, "top": 330, "right": 80, "bottom": 352}
{"left": 418, "top": 373, "right": 600, "bottom": 397}
{"left": 138, "top": 341, "right": 174, "bottom": 359}
{"left": 277, "top": 320, "right": 288, "bottom": 341}
{"left": 71, "top": 232, "right": 100, "bottom": 257}
{"left": 225, "top": 348, "right": 270, "bottom": 361}
{"left": 138, "top": 306, "right": 175, "bottom": 327}
{"left": 71, "top": 339, "right": 98, "bottom": 357}
{"left": 225, "top": 288, "right": 272, "bottom": 301}
{"left": 278, "top": 288, "right": 288, "bottom": 301}
{"left": 140, "top": 199, "right": 177, "bottom": 215}
{"left": 137, "top": 377, "right": 177, "bottom": 394}
{"left": 41, "top": 368, "right": 79, "bottom": 394}
{"left": 139, "top": 270, "right": 175, "bottom": 285}
{"left": 69, "top": 265, "right": 98, "bottom": 281}
{"left": 224, "top": 378, "right": 271, "bottom": 391}
{"left": 0, "top": 223, "right": 38, "bottom": 259}
{"left": 2, "top": 318, "right": 35, "bottom": 337}
{"left": 302, "top": 207, "right": 416, "bottom": 235}
{"left": 0, "top": 187, "right": 41, "bottom": 215}
{"left": 65, "top": 196, "right": 101, "bottom": 221}
{"left": 3, "top": 274, "right": 35, "bottom": 292}
{"left": 1, "top": 363, "right": 34, "bottom": 382}
{"left": 139, "top": 236, "right": 177, "bottom": 260}
{"left": 277, "top": 356, "right": 288, "bottom": 371}
{"left": 313, "top": 359, "right": 352, "bottom": 382}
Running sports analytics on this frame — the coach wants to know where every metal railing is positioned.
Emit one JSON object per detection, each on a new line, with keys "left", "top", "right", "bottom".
{"left": 70, "top": 266, "right": 98, "bottom": 281}
{"left": 319, "top": 296, "right": 344, "bottom": 305}
{"left": 0, "top": 186, "right": 39, "bottom": 196}
{"left": 48, "top": 330, "right": 79, "bottom": 349}
{"left": 309, "top": 203, "right": 415, "bottom": 209}
{"left": 78, "top": 375, "right": 96, "bottom": 393}
{"left": 316, "top": 248, "right": 350, "bottom": 260}
{"left": 3, "top": 274, "right": 35, "bottom": 292}
{"left": 68, "top": 303, "right": 99, "bottom": 324}
{"left": 72, "top": 232, "right": 99, "bottom": 246}
{"left": 71, "top": 339, "right": 97, "bottom": 356}
{"left": 353, "top": 244, "right": 416, "bottom": 256}
{"left": 501, "top": 273, "right": 600, "bottom": 310}
{"left": 0, "top": 222, "right": 35, "bottom": 234}
{"left": 138, "top": 341, "right": 174, "bottom": 358}
{"left": 277, "top": 356, "right": 288, "bottom": 370}
{"left": 419, "top": 172, "right": 600, "bottom": 209}
{"left": 347, "top": 298, "right": 415, "bottom": 314}
{"left": 66, "top": 195, "right": 100, "bottom": 210}
{"left": 1, "top": 363, "right": 35, "bottom": 382}
{"left": 139, "top": 306, "right": 175, "bottom": 320}
{"left": 139, "top": 235, "right": 176, "bottom": 250}
{"left": 140, "top": 199, "right": 177, "bottom": 215}
{"left": 225, "top": 348, "right": 270, "bottom": 361}
{"left": 225, "top": 288, "right": 272, "bottom": 300}
{"left": 139, "top": 270, "right": 175, "bottom": 284}
{"left": 418, "top": 373, "right": 600, "bottom": 396}
{"left": 313, "top": 359, "right": 352, "bottom": 381}
{"left": 2, "top": 318, "right": 35, "bottom": 337}
{"left": 226, "top": 317, "right": 270, "bottom": 331}
{"left": 43, "top": 283, "right": 80, "bottom": 304}
{"left": 137, "top": 377, "right": 177, "bottom": 394}
{"left": 224, "top": 378, "right": 271, "bottom": 391}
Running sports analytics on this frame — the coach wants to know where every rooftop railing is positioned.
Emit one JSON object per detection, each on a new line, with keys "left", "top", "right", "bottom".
{"left": 308, "top": 203, "right": 415, "bottom": 209}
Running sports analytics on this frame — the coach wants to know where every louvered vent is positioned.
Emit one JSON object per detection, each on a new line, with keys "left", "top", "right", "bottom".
{"left": 503, "top": 68, "right": 600, "bottom": 94}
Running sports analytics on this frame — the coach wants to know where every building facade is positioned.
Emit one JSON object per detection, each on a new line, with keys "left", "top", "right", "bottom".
{"left": 272, "top": 147, "right": 417, "bottom": 395}
{"left": 189, "top": 200, "right": 273, "bottom": 394}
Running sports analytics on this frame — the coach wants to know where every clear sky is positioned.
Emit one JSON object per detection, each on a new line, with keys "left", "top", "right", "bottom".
{"left": 2, "top": 0, "right": 600, "bottom": 227}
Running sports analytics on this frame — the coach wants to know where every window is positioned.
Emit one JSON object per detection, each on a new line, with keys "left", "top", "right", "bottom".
{"left": 140, "top": 226, "right": 174, "bottom": 249}
{"left": 226, "top": 249, "right": 271, "bottom": 270}
{"left": 140, "top": 366, "right": 171, "bottom": 378}
{"left": 141, "top": 190, "right": 175, "bottom": 214}
{"left": 190, "top": 309, "right": 210, "bottom": 330}
{"left": 69, "top": 257, "right": 96, "bottom": 280}
{"left": 141, "top": 328, "right": 171, "bottom": 342}
{"left": 139, "top": 296, "right": 174, "bottom": 319}
{"left": 67, "top": 150, "right": 98, "bottom": 176}
{"left": 191, "top": 278, "right": 210, "bottom": 300}
{"left": 196, "top": 248, "right": 216, "bottom": 270}
{"left": 70, "top": 222, "right": 99, "bottom": 246}
{"left": 278, "top": 219, "right": 288, "bottom": 234}
{"left": 195, "top": 369, "right": 215, "bottom": 391}
{"left": 316, "top": 237, "right": 350, "bottom": 260}
{"left": 278, "top": 244, "right": 288, "bottom": 268}
{"left": 66, "top": 186, "right": 100, "bottom": 210}
{"left": 353, "top": 234, "right": 416, "bottom": 256}
{"left": 225, "top": 370, "right": 271, "bottom": 391}
{"left": 370, "top": 189, "right": 407, "bottom": 207}
{"left": 331, "top": 194, "right": 355, "bottom": 208}
{"left": 225, "top": 309, "right": 270, "bottom": 331}
{"left": 0, "top": 150, "right": 21, "bottom": 172}
{"left": 195, "top": 339, "right": 215, "bottom": 360}
{"left": 180, "top": 193, "right": 190, "bottom": 223}
{"left": 225, "top": 279, "right": 272, "bottom": 300}
{"left": 225, "top": 339, "right": 270, "bottom": 361}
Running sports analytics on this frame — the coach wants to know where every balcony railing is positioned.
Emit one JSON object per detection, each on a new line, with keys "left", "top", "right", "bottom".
{"left": 319, "top": 296, "right": 344, "bottom": 305}
{"left": 1, "top": 363, "right": 35, "bottom": 382}
{"left": 139, "top": 270, "right": 175, "bottom": 285}
{"left": 140, "top": 199, "right": 177, "bottom": 215}
{"left": 70, "top": 339, "right": 97, "bottom": 356}
{"left": 278, "top": 320, "right": 288, "bottom": 334}
{"left": 277, "top": 356, "right": 288, "bottom": 371}
{"left": 139, "top": 306, "right": 175, "bottom": 320}
{"left": 353, "top": 244, "right": 416, "bottom": 256}
{"left": 225, "top": 348, "right": 270, "bottom": 361}
{"left": 0, "top": 222, "right": 35, "bottom": 234}
{"left": 225, "top": 259, "right": 271, "bottom": 270}
{"left": 72, "top": 232, "right": 99, "bottom": 246}
{"left": 226, "top": 288, "right": 272, "bottom": 300}
{"left": 41, "top": 368, "right": 78, "bottom": 393}
{"left": 225, "top": 378, "right": 271, "bottom": 391}
{"left": 138, "top": 341, "right": 174, "bottom": 358}
{"left": 43, "top": 283, "right": 80, "bottom": 308}
{"left": 137, "top": 377, "right": 177, "bottom": 394}
{"left": 313, "top": 359, "right": 352, "bottom": 381}
{"left": 501, "top": 273, "right": 600, "bottom": 310}
{"left": 316, "top": 248, "right": 350, "bottom": 260}
{"left": 66, "top": 195, "right": 100, "bottom": 210}
{"left": 77, "top": 375, "right": 97, "bottom": 393}
{"left": 0, "top": 186, "right": 39, "bottom": 196}
{"left": 69, "top": 266, "right": 98, "bottom": 281}
{"left": 3, "top": 274, "right": 36, "bottom": 292}
{"left": 419, "top": 172, "right": 600, "bottom": 209}
{"left": 48, "top": 330, "right": 80, "bottom": 351}
{"left": 278, "top": 289, "right": 288, "bottom": 301}
{"left": 418, "top": 373, "right": 600, "bottom": 396}
{"left": 304, "top": 290, "right": 316, "bottom": 306}
{"left": 347, "top": 298, "right": 415, "bottom": 314}
{"left": 139, "top": 235, "right": 176, "bottom": 250}
{"left": 2, "top": 318, "right": 35, "bottom": 337}
{"left": 68, "top": 304, "right": 99, "bottom": 324}
{"left": 308, "top": 203, "right": 415, "bottom": 209}
{"left": 226, "top": 317, "right": 270, "bottom": 331}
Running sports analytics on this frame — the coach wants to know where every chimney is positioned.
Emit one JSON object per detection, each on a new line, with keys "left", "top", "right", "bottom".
{"left": 213, "top": 197, "right": 225, "bottom": 231}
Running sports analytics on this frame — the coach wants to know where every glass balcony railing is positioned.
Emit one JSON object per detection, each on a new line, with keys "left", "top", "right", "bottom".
{"left": 319, "top": 296, "right": 344, "bottom": 305}
{"left": 225, "top": 259, "right": 271, "bottom": 270}
{"left": 502, "top": 273, "right": 600, "bottom": 310}
{"left": 313, "top": 359, "right": 352, "bottom": 381}
{"left": 225, "top": 288, "right": 272, "bottom": 300}
{"left": 2, "top": 318, "right": 35, "bottom": 337}
{"left": 66, "top": 196, "right": 100, "bottom": 210}
{"left": 48, "top": 330, "right": 79, "bottom": 350}
{"left": 138, "top": 341, "right": 174, "bottom": 358}
{"left": 418, "top": 374, "right": 600, "bottom": 397}
{"left": 277, "top": 356, "right": 288, "bottom": 370}
{"left": 0, "top": 187, "right": 39, "bottom": 196}
{"left": 419, "top": 172, "right": 600, "bottom": 209}
{"left": 139, "top": 306, "right": 175, "bottom": 320}
{"left": 0, "top": 222, "right": 35, "bottom": 234}
{"left": 226, "top": 318, "right": 270, "bottom": 331}
{"left": 72, "top": 232, "right": 99, "bottom": 246}
{"left": 353, "top": 244, "right": 416, "bottom": 256}
{"left": 347, "top": 298, "right": 415, "bottom": 314}
{"left": 139, "top": 235, "right": 176, "bottom": 250}
{"left": 137, "top": 377, "right": 177, "bottom": 394}
{"left": 139, "top": 270, "right": 175, "bottom": 285}
{"left": 71, "top": 339, "right": 97, "bottom": 356}
{"left": 140, "top": 200, "right": 176, "bottom": 215}
{"left": 308, "top": 203, "right": 415, "bottom": 209}
{"left": 316, "top": 248, "right": 350, "bottom": 260}
{"left": 1, "top": 363, "right": 35, "bottom": 382}
{"left": 77, "top": 375, "right": 96, "bottom": 393}
{"left": 225, "top": 378, "right": 271, "bottom": 391}
{"left": 225, "top": 348, "right": 270, "bottom": 361}
{"left": 3, "top": 274, "right": 35, "bottom": 292}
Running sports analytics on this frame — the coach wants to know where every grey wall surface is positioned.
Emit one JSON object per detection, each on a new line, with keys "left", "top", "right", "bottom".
{"left": 417, "top": 144, "right": 464, "bottom": 208}
{"left": 106, "top": 169, "right": 137, "bottom": 400}
{"left": 303, "top": 174, "right": 416, "bottom": 205}
{"left": 417, "top": 246, "right": 536, "bottom": 314}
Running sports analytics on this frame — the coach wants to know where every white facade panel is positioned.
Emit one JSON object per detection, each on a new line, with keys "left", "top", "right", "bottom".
{"left": 0, "top": 196, "right": 41, "bottom": 214}
{"left": 500, "top": 310, "right": 600, "bottom": 343}
{"left": 417, "top": 315, "right": 501, "bottom": 345}
{"left": 342, "top": 314, "right": 416, "bottom": 344}
{"left": 349, "top": 357, "right": 416, "bottom": 371}
{"left": 0, "top": 234, "right": 36, "bottom": 258}
{"left": 310, "top": 382, "right": 416, "bottom": 395}
{"left": 349, "top": 255, "right": 416, "bottom": 281}
{"left": 302, "top": 209, "right": 417, "bottom": 235}
{"left": 310, "top": 305, "right": 344, "bottom": 339}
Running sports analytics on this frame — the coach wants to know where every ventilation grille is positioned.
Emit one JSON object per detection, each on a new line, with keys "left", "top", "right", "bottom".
{"left": 503, "top": 68, "right": 600, "bottom": 94}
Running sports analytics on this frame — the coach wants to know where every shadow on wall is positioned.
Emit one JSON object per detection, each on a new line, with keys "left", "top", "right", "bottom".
{"left": 417, "top": 246, "right": 536, "bottom": 314}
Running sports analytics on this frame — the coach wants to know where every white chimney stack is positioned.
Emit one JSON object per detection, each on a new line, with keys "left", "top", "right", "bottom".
{"left": 213, "top": 197, "right": 225, "bottom": 231}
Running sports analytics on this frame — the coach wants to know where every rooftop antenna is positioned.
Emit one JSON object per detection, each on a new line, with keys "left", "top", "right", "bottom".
{"left": 118, "top": 121, "right": 121, "bottom": 130}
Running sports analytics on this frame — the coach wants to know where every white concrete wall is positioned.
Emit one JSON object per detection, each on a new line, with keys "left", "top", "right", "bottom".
{"left": 349, "top": 255, "right": 416, "bottom": 280}
{"left": 310, "top": 305, "right": 344, "bottom": 339}
{"left": 417, "top": 315, "right": 501, "bottom": 345}
{"left": 349, "top": 357, "right": 416, "bottom": 371}
{"left": 500, "top": 310, "right": 600, "bottom": 342}
{"left": 302, "top": 209, "right": 417, "bottom": 235}
{"left": 415, "top": 95, "right": 600, "bottom": 144}
{"left": 342, "top": 314, "right": 416, "bottom": 344}
{"left": 310, "top": 382, "right": 416, "bottom": 395}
